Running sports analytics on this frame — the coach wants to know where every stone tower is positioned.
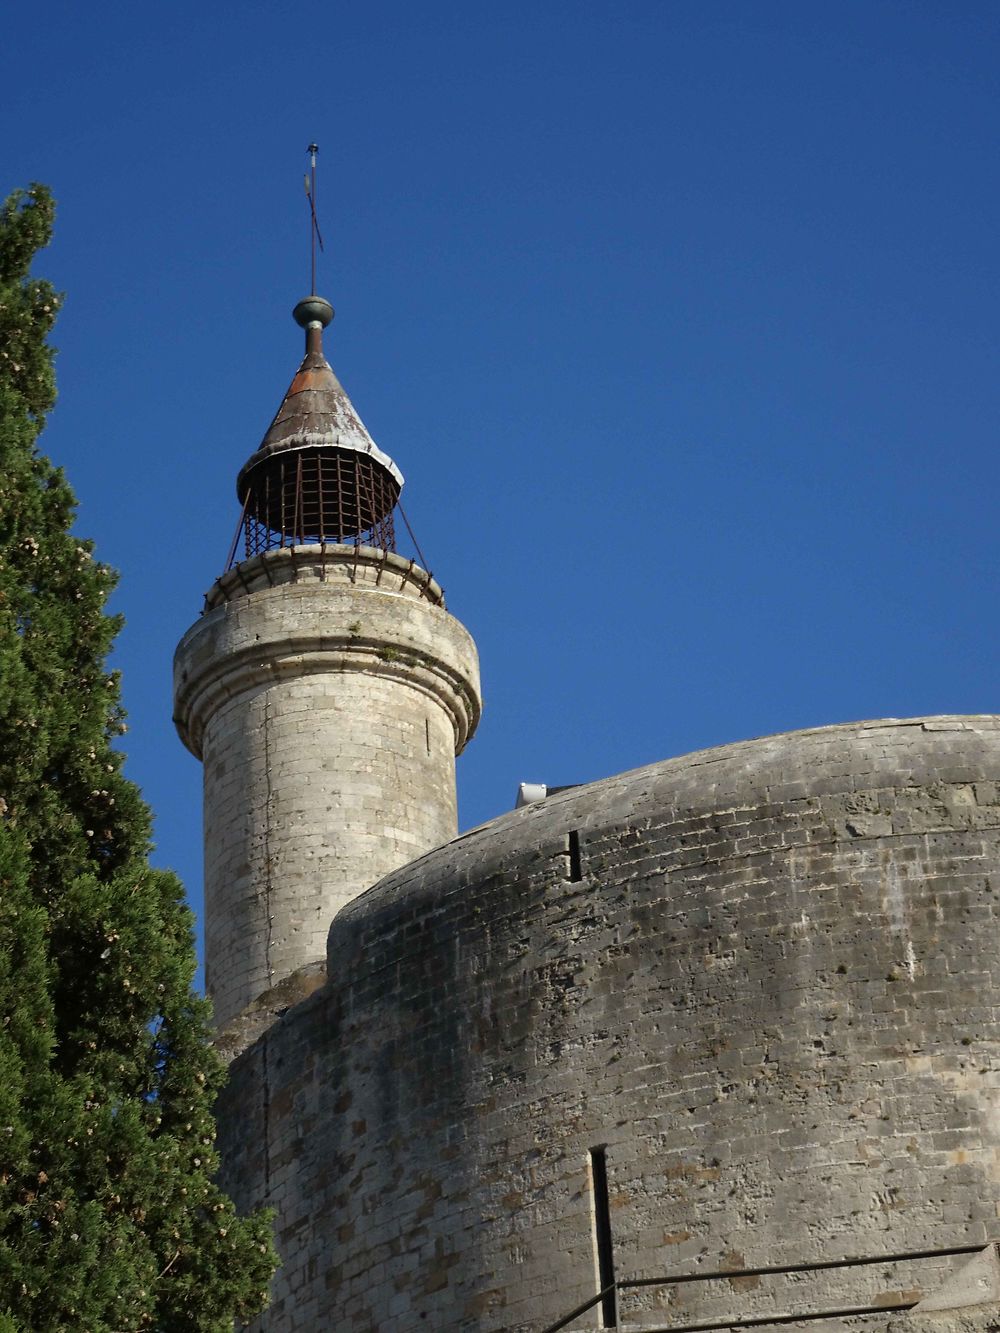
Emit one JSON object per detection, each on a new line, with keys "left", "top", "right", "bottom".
{"left": 173, "top": 295, "right": 481, "bottom": 1030}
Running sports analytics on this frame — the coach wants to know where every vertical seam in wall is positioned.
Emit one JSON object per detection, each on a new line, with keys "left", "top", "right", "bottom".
{"left": 263, "top": 695, "right": 275, "bottom": 983}
{"left": 262, "top": 1028, "right": 272, "bottom": 1202}
{"left": 589, "top": 1145, "right": 617, "bottom": 1327}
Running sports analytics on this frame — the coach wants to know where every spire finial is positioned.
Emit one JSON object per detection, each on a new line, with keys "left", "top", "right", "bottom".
{"left": 298, "top": 145, "right": 332, "bottom": 354}
{"left": 292, "top": 295, "right": 334, "bottom": 356}
{"left": 305, "top": 142, "right": 325, "bottom": 296}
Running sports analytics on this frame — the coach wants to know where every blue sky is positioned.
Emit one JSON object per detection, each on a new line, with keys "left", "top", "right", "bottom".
{"left": 4, "top": 2, "right": 999, "bottom": 970}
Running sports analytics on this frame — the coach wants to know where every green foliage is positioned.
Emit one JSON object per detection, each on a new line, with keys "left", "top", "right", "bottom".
{"left": 0, "top": 185, "right": 276, "bottom": 1330}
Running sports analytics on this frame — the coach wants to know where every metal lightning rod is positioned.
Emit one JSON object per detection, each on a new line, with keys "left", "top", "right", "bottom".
{"left": 305, "top": 143, "right": 325, "bottom": 295}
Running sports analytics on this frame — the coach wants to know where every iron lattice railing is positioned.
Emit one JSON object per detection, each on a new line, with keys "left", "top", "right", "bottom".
{"left": 229, "top": 448, "right": 400, "bottom": 568}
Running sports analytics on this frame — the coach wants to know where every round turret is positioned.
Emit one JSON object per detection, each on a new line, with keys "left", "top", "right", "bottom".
{"left": 173, "top": 300, "right": 481, "bottom": 1029}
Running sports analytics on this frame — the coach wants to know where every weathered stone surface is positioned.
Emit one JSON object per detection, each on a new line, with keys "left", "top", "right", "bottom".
{"left": 173, "top": 544, "right": 481, "bottom": 1029}
{"left": 213, "top": 961, "right": 326, "bottom": 1065}
{"left": 901, "top": 1308, "right": 1000, "bottom": 1333}
{"left": 913, "top": 1244, "right": 1000, "bottom": 1312}
{"left": 217, "top": 715, "right": 1000, "bottom": 1332}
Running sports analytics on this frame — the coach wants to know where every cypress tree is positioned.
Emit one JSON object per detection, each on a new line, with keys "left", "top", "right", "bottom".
{"left": 0, "top": 185, "right": 276, "bottom": 1331}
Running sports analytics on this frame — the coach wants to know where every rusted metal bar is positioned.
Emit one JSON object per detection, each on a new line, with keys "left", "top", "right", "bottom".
{"left": 359, "top": 452, "right": 381, "bottom": 546}
{"left": 293, "top": 454, "right": 304, "bottom": 546}
{"left": 538, "top": 1285, "right": 615, "bottom": 1333}
{"left": 224, "top": 489, "right": 251, "bottom": 572}
{"left": 351, "top": 456, "right": 362, "bottom": 582}
{"left": 336, "top": 451, "right": 346, "bottom": 541}
{"left": 630, "top": 1298, "right": 921, "bottom": 1333}
{"left": 318, "top": 452, "right": 327, "bottom": 552}
{"left": 541, "top": 1242, "right": 985, "bottom": 1333}
{"left": 620, "top": 1242, "right": 984, "bottom": 1290}
{"left": 395, "top": 497, "right": 430, "bottom": 575}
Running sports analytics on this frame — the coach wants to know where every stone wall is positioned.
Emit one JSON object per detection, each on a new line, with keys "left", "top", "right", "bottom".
{"left": 217, "top": 716, "right": 1000, "bottom": 1331}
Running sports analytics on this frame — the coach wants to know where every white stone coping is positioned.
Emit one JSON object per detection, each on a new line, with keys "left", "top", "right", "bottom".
{"left": 205, "top": 545, "right": 445, "bottom": 609}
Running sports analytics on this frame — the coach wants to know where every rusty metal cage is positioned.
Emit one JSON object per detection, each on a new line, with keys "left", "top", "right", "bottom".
{"left": 232, "top": 448, "right": 400, "bottom": 565}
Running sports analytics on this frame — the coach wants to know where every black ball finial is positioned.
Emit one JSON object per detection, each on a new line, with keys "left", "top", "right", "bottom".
{"left": 293, "top": 296, "right": 334, "bottom": 328}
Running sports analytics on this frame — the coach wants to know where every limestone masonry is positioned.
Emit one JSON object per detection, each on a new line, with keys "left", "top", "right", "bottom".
{"left": 175, "top": 299, "right": 1000, "bottom": 1332}
{"left": 174, "top": 545, "right": 479, "bottom": 1028}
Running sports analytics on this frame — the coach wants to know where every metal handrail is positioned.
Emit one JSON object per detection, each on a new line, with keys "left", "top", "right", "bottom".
{"left": 540, "top": 1241, "right": 985, "bottom": 1333}
{"left": 541, "top": 1285, "right": 617, "bottom": 1333}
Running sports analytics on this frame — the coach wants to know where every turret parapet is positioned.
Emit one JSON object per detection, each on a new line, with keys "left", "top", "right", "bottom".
{"left": 203, "top": 543, "right": 445, "bottom": 609}
{"left": 174, "top": 545, "right": 480, "bottom": 767}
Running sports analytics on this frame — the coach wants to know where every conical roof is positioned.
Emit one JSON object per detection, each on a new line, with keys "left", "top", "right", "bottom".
{"left": 237, "top": 300, "right": 403, "bottom": 498}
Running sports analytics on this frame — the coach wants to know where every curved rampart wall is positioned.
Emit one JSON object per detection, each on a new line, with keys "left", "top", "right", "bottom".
{"left": 218, "top": 716, "right": 1000, "bottom": 1331}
